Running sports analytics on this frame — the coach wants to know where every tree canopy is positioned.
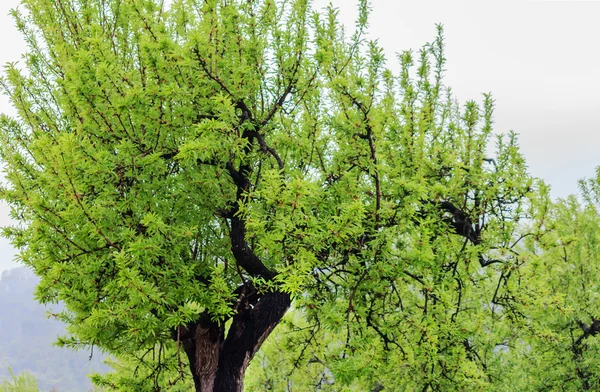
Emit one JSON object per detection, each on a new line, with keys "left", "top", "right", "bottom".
{"left": 3, "top": 0, "right": 591, "bottom": 391}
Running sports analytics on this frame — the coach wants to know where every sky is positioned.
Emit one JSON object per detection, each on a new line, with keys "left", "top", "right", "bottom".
{"left": 0, "top": 0, "right": 599, "bottom": 271}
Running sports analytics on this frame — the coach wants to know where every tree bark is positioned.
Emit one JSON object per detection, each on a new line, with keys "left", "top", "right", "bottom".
{"left": 181, "top": 290, "right": 291, "bottom": 392}
{"left": 178, "top": 136, "right": 291, "bottom": 391}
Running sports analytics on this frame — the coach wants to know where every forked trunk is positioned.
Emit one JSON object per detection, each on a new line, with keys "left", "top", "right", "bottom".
{"left": 180, "top": 291, "right": 291, "bottom": 392}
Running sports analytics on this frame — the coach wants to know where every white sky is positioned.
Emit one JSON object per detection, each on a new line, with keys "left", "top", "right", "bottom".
{"left": 0, "top": 0, "right": 599, "bottom": 271}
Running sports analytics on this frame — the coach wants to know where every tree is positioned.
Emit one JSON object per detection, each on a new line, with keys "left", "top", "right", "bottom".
{"left": 503, "top": 172, "right": 600, "bottom": 391}
{"left": 0, "top": 0, "right": 532, "bottom": 390}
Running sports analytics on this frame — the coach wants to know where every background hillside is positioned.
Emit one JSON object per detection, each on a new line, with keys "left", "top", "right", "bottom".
{"left": 0, "top": 267, "right": 108, "bottom": 391}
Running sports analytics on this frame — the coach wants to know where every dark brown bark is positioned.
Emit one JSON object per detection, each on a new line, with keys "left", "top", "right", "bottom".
{"left": 181, "top": 291, "right": 291, "bottom": 392}
{"left": 214, "top": 290, "right": 291, "bottom": 391}
{"left": 179, "top": 108, "right": 291, "bottom": 391}
{"left": 179, "top": 315, "right": 222, "bottom": 392}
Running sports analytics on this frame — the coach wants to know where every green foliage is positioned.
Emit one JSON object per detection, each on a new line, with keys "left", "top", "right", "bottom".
{"left": 1, "top": 0, "right": 316, "bottom": 362}
{"left": 0, "top": 0, "right": 537, "bottom": 390}
{"left": 0, "top": 368, "right": 39, "bottom": 392}
{"left": 506, "top": 173, "right": 600, "bottom": 391}
{"left": 244, "top": 172, "right": 600, "bottom": 392}
{"left": 264, "top": 17, "right": 532, "bottom": 391}
{"left": 91, "top": 342, "right": 193, "bottom": 392}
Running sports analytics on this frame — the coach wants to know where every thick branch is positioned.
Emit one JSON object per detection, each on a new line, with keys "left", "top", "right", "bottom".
{"left": 214, "top": 291, "right": 292, "bottom": 391}
{"left": 338, "top": 86, "right": 381, "bottom": 227}
{"left": 260, "top": 83, "right": 293, "bottom": 127}
{"left": 178, "top": 315, "right": 222, "bottom": 392}
{"left": 439, "top": 200, "right": 480, "bottom": 245}
{"left": 576, "top": 319, "right": 600, "bottom": 347}
{"left": 366, "top": 123, "right": 381, "bottom": 227}
{"left": 192, "top": 48, "right": 234, "bottom": 98}
{"left": 226, "top": 161, "right": 276, "bottom": 280}
{"left": 260, "top": 48, "right": 303, "bottom": 127}
{"left": 242, "top": 130, "right": 284, "bottom": 171}
{"left": 230, "top": 215, "right": 276, "bottom": 280}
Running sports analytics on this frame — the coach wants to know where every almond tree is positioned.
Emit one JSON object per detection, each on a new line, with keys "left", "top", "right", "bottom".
{"left": 0, "top": 1, "right": 531, "bottom": 390}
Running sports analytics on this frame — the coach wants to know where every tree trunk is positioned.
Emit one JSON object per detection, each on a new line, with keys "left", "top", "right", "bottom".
{"left": 181, "top": 290, "right": 291, "bottom": 392}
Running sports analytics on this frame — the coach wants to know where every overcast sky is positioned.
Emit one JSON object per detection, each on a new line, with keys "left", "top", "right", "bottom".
{"left": 0, "top": 0, "right": 598, "bottom": 271}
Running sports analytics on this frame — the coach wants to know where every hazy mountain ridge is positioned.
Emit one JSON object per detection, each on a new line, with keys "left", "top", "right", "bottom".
{"left": 0, "top": 266, "right": 108, "bottom": 391}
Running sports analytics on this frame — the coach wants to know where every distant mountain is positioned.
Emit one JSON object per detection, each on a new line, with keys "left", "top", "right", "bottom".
{"left": 0, "top": 267, "right": 108, "bottom": 391}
